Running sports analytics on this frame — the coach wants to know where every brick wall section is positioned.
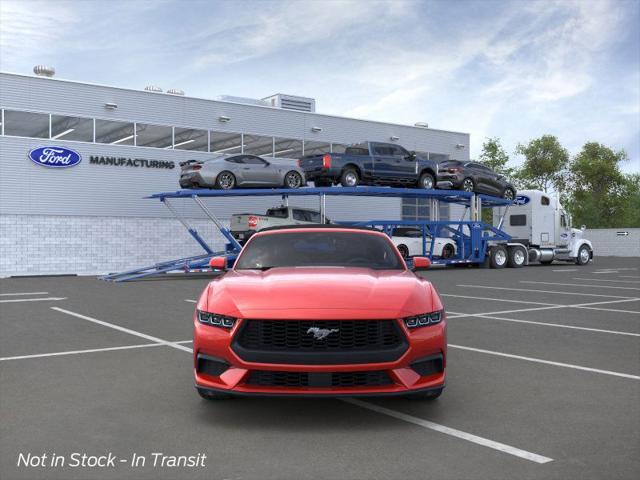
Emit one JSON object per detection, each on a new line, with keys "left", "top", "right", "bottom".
{"left": 586, "top": 228, "right": 640, "bottom": 258}
{"left": 0, "top": 215, "right": 228, "bottom": 276}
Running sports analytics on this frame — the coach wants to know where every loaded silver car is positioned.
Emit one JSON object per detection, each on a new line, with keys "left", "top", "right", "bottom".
{"left": 179, "top": 154, "right": 306, "bottom": 189}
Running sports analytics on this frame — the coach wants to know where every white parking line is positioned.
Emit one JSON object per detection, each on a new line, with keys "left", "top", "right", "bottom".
{"left": 0, "top": 297, "right": 66, "bottom": 303}
{"left": 51, "top": 307, "right": 193, "bottom": 353}
{"left": 449, "top": 344, "right": 640, "bottom": 380}
{"left": 0, "top": 292, "right": 49, "bottom": 296}
{"left": 552, "top": 269, "right": 578, "bottom": 272}
{"left": 185, "top": 299, "right": 197, "bottom": 303}
{"left": 521, "top": 281, "right": 640, "bottom": 291}
{"left": 572, "top": 278, "right": 640, "bottom": 284}
{"left": 0, "top": 341, "right": 193, "bottom": 362}
{"left": 447, "top": 311, "right": 640, "bottom": 337}
{"left": 441, "top": 294, "right": 558, "bottom": 307}
{"left": 620, "top": 275, "right": 640, "bottom": 279}
{"left": 456, "top": 284, "right": 636, "bottom": 299}
{"left": 342, "top": 398, "right": 553, "bottom": 464}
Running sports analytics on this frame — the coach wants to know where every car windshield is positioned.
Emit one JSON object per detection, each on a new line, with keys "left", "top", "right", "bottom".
{"left": 235, "top": 231, "right": 404, "bottom": 270}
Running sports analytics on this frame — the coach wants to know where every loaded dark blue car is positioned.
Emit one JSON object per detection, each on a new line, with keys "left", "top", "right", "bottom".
{"left": 298, "top": 141, "right": 439, "bottom": 189}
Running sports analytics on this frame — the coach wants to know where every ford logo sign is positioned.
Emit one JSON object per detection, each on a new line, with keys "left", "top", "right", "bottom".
{"left": 514, "top": 195, "right": 530, "bottom": 206}
{"left": 28, "top": 146, "right": 82, "bottom": 168}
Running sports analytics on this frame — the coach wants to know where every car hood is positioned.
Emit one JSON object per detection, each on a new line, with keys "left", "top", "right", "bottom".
{"left": 201, "top": 267, "right": 440, "bottom": 319}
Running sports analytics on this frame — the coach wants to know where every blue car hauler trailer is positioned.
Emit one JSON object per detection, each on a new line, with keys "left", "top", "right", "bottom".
{"left": 100, "top": 186, "right": 513, "bottom": 282}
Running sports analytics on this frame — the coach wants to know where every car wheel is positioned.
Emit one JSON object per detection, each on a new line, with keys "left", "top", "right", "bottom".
{"left": 507, "top": 246, "right": 526, "bottom": 268}
{"left": 576, "top": 245, "right": 591, "bottom": 265}
{"left": 406, "top": 387, "right": 443, "bottom": 400}
{"left": 490, "top": 245, "right": 508, "bottom": 268}
{"left": 284, "top": 171, "right": 303, "bottom": 189}
{"left": 462, "top": 177, "right": 475, "bottom": 192}
{"left": 418, "top": 172, "right": 435, "bottom": 189}
{"left": 397, "top": 244, "right": 409, "bottom": 258}
{"left": 441, "top": 244, "right": 455, "bottom": 259}
{"left": 503, "top": 187, "right": 515, "bottom": 201}
{"left": 340, "top": 168, "right": 359, "bottom": 187}
{"left": 197, "top": 388, "right": 233, "bottom": 400}
{"left": 216, "top": 171, "right": 236, "bottom": 190}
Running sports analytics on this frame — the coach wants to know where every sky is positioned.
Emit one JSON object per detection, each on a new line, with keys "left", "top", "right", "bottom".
{"left": 1, "top": 0, "right": 638, "bottom": 172}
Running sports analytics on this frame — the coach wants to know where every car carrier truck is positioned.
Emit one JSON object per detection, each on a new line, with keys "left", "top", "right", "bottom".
{"left": 490, "top": 189, "right": 593, "bottom": 268}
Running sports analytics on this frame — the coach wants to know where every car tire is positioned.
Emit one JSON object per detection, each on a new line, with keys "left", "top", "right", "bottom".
{"left": 503, "top": 187, "right": 515, "bottom": 201}
{"left": 507, "top": 246, "right": 526, "bottom": 268}
{"left": 461, "top": 177, "right": 475, "bottom": 192}
{"left": 197, "top": 388, "right": 233, "bottom": 400}
{"left": 490, "top": 245, "right": 508, "bottom": 269}
{"left": 441, "top": 244, "right": 455, "bottom": 259}
{"left": 576, "top": 245, "right": 591, "bottom": 265}
{"left": 418, "top": 172, "right": 435, "bottom": 190}
{"left": 284, "top": 171, "right": 303, "bottom": 189}
{"left": 397, "top": 244, "right": 409, "bottom": 258}
{"left": 406, "top": 387, "right": 443, "bottom": 400}
{"left": 215, "top": 171, "right": 236, "bottom": 190}
{"left": 340, "top": 168, "right": 359, "bottom": 187}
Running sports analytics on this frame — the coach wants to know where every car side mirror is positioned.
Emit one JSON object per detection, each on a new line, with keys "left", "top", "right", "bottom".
{"left": 209, "top": 256, "right": 227, "bottom": 270}
{"left": 412, "top": 257, "right": 431, "bottom": 270}
{"left": 406, "top": 152, "right": 416, "bottom": 161}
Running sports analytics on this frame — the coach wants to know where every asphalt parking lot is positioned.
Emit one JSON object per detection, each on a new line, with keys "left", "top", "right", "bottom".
{"left": 1, "top": 257, "right": 639, "bottom": 480}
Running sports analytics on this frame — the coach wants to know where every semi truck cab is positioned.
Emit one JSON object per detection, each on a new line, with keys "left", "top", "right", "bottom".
{"left": 493, "top": 190, "right": 593, "bottom": 265}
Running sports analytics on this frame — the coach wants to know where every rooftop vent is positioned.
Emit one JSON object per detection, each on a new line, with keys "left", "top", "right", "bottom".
{"left": 167, "top": 88, "right": 184, "bottom": 96}
{"left": 33, "top": 65, "right": 55, "bottom": 77}
{"left": 262, "top": 94, "right": 316, "bottom": 113}
{"left": 144, "top": 85, "right": 163, "bottom": 93}
{"left": 414, "top": 122, "right": 429, "bottom": 128}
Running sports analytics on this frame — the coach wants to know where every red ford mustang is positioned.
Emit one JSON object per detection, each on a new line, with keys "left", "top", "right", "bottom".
{"left": 193, "top": 226, "right": 446, "bottom": 399}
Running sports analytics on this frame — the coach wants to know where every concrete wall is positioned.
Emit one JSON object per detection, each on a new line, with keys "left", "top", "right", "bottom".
{"left": 587, "top": 228, "right": 640, "bottom": 257}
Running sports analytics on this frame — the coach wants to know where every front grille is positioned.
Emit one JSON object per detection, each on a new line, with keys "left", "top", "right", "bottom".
{"left": 232, "top": 320, "right": 407, "bottom": 364}
{"left": 246, "top": 370, "right": 393, "bottom": 388}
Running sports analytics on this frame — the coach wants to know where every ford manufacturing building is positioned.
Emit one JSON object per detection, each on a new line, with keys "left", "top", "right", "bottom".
{"left": 0, "top": 69, "right": 470, "bottom": 277}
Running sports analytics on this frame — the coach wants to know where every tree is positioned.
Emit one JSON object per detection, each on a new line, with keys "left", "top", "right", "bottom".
{"left": 479, "top": 137, "right": 514, "bottom": 177}
{"left": 564, "top": 142, "right": 633, "bottom": 228}
{"left": 515, "top": 135, "right": 569, "bottom": 193}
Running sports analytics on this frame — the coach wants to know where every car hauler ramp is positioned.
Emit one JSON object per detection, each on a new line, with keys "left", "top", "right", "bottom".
{"left": 101, "top": 186, "right": 512, "bottom": 282}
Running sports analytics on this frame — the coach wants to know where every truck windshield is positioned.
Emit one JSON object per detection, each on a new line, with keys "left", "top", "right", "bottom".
{"left": 235, "top": 231, "right": 404, "bottom": 270}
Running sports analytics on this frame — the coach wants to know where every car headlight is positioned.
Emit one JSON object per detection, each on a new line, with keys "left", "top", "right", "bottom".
{"left": 404, "top": 310, "right": 443, "bottom": 328}
{"left": 197, "top": 310, "right": 236, "bottom": 329}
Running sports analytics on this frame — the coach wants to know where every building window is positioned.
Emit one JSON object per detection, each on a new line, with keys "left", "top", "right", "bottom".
{"left": 135, "top": 123, "right": 173, "bottom": 149}
{"left": 273, "top": 137, "right": 303, "bottom": 159}
{"left": 51, "top": 114, "right": 93, "bottom": 142}
{"left": 95, "top": 119, "right": 135, "bottom": 145}
{"left": 3, "top": 110, "right": 49, "bottom": 138}
{"left": 244, "top": 134, "right": 274, "bottom": 156}
{"left": 303, "top": 140, "right": 330, "bottom": 156}
{"left": 173, "top": 127, "right": 208, "bottom": 151}
{"left": 210, "top": 131, "right": 243, "bottom": 154}
{"left": 402, "top": 198, "right": 450, "bottom": 222}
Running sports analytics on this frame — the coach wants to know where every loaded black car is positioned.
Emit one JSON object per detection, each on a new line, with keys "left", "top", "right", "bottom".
{"left": 437, "top": 160, "right": 516, "bottom": 199}
{"left": 298, "top": 141, "right": 439, "bottom": 189}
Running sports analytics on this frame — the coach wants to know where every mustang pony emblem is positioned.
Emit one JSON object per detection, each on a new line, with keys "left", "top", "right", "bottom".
{"left": 307, "top": 327, "right": 339, "bottom": 340}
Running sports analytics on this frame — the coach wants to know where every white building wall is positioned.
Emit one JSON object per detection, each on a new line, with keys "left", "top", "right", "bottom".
{"left": 586, "top": 228, "right": 640, "bottom": 258}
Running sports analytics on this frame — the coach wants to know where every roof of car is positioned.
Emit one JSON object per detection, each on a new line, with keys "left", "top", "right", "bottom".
{"left": 258, "top": 224, "right": 382, "bottom": 233}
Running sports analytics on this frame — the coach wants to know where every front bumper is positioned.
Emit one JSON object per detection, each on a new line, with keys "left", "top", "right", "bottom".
{"left": 194, "top": 317, "right": 447, "bottom": 397}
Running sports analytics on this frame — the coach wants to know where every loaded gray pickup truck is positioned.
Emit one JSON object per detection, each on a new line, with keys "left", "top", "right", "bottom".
{"left": 298, "top": 141, "right": 440, "bottom": 189}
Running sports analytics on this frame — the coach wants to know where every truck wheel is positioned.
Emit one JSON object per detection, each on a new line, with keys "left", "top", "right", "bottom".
{"left": 576, "top": 245, "right": 591, "bottom": 265}
{"left": 418, "top": 172, "right": 435, "bottom": 190}
{"left": 216, "top": 171, "right": 236, "bottom": 190}
{"left": 397, "top": 245, "right": 409, "bottom": 258}
{"left": 284, "top": 171, "right": 303, "bottom": 189}
{"left": 340, "top": 168, "right": 359, "bottom": 187}
{"left": 490, "top": 245, "right": 508, "bottom": 269}
{"left": 462, "top": 178, "right": 475, "bottom": 192}
{"left": 507, "top": 246, "right": 526, "bottom": 268}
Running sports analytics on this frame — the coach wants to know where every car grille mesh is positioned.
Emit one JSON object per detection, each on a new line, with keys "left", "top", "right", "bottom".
{"left": 246, "top": 370, "right": 393, "bottom": 388}
{"left": 236, "top": 320, "right": 402, "bottom": 351}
